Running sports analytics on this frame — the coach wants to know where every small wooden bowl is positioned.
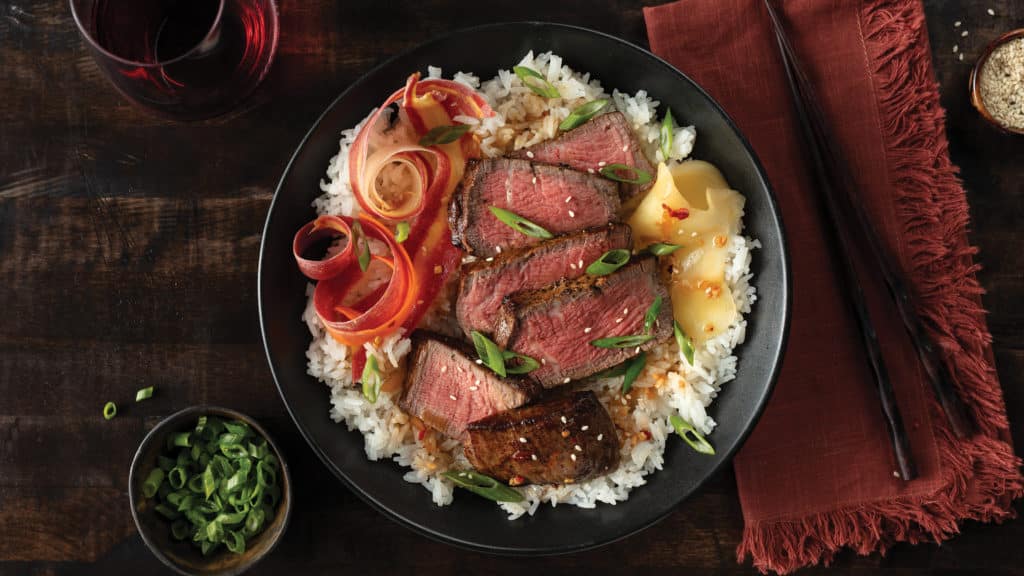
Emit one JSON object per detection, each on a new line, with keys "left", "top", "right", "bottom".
{"left": 129, "top": 407, "right": 292, "bottom": 576}
{"left": 969, "top": 28, "right": 1024, "bottom": 135}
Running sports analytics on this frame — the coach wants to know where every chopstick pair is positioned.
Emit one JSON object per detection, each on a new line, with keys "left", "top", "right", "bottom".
{"left": 762, "top": 0, "right": 976, "bottom": 481}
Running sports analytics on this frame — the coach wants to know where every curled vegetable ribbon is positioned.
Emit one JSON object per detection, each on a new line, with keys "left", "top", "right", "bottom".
{"left": 294, "top": 73, "right": 494, "bottom": 377}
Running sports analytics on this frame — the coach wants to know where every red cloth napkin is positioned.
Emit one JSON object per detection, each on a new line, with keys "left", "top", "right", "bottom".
{"left": 645, "top": 0, "right": 1022, "bottom": 573}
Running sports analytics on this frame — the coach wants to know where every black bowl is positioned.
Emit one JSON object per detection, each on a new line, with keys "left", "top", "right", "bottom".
{"left": 129, "top": 406, "right": 293, "bottom": 575}
{"left": 259, "top": 22, "right": 790, "bottom": 555}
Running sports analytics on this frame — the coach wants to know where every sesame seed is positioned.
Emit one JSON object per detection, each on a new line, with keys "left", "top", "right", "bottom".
{"left": 953, "top": 44, "right": 958, "bottom": 53}
{"left": 574, "top": 445, "right": 582, "bottom": 452}
{"left": 560, "top": 416, "right": 568, "bottom": 424}
{"left": 571, "top": 453, "right": 577, "bottom": 461}
{"left": 597, "top": 434, "right": 604, "bottom": 441}
{"left": 519, "top": 437, "right": 527, "bottom": 443}
{"left": 622, "top": 144, "right": 629, "bottom": 152}
{"left": 623, "top": 308, "right": 629, "bottom": 315}
{"left": 961, "top": 30, "right": 969, "bottom": 37}
{"left": 615, "top": 317, "right": 624, "bottom": 323}
{"left": 598, "top": 161, "right": 607, "bottom": 167}
{"left": 959, "top": 53, "right": 964, "bottom": 61}
{"left": 495, "top": 246, "right": 502, "bottom": 254}
{"left": 541, "top": 358, "right": 546, "bottom": 365}
{"left": 581, "top": 425, "right": 589, "bottom": 431}
{"left": 440, "top": 365, "right": 447, "bottom": 373}
{"left": 568, "top": 210, "right": 575, "bottom": 218}
{"left": 475, "top": 359, "right": 483, "bottom": 364}
{"left": 449, "top": 394, "right": 458, "bottom": 401}
{"left": 584, "top": 327, "right": 592, "bottom": 334}
{"left": 475, "top": 379, "right": 480, "bottom": 386}
{"left": 563, "top": 377, "right": 571, "bottom": 384}
{"left": 531, "top": 454, "right": 538, "bottom": 461}
{"left": 987, "top": 8, "right": 995, "bottom": 15}
{"left": 485, "top": 257, "right": 494, "bottom": 262}
{"left": 578, "top": 259, "right": 583, "bottom": 268}
{"left": 569, "top": 263, "right": 577, "bottom": 270}
{"left": 587, "top": 168, "right": 595, "bottom": 174}
{"left": 531, "top": 176, "right": 537, "bottom": 184}
{"left": 954, "top": 20, "right": 962, "bottom": 27}
{"left": 634, "top": 346, "right": 641, "bottom": 354}
{"left": 565, "top": 196, "right": 572, "bottom": 203}
{"left": 526, "top": 150, "right": 534, "bottom": 158}
{"left": 691, "top": 231, "right": 698, "bottom": 237}
{"left": 469, "top": 386, "right": 479, "bottom": 391}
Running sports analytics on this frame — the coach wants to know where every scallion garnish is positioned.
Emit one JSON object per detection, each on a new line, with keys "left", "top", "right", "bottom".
{"left": 502, "top": 350, "right": 540, "bottom": 375}
{"left": 513, "top": 66, "right": 560, "bottom": 98}
{"left": 135, "top": 386, "right": 154, "bottom": 402}
{"left": 643, "top": 296, "right": 662, "bottom": 333}
{"left": 443, "top": 469, "right": 524, "bottom": 502}
{"left": 621, "top": 353, "right": 647, "bottom": 394}
{"left": 488, "top": 206, "right": 553, "bottom": 239}
{"left": 647, "top": 242, "right": 682, "bottom": 256}
{"left": 361, "top": 354, "right": 382, "bottom": 404}
{"left": 171, "top": 432, "right": 192, "bottom": 448}
{"left": 141, "top": 415, "right": 280, "bottom": 556}
{"left": 559, "top": 99, "right": 608, "bottom": 131}
{"left": 592, "top": 362, "right": 629, "bottom": 380}
{"left": 674, "top": 321, "right": 695, "bottom": 365}
{"left": 585, "top": 249, "right": 630, "bottom": 276}
{"left": 103, "top": 401, "right": 117, "bottom": 420}
{"left": 590, "top": 334, "right": 654, "bottom": 349}
{"left": 353, "top": 223, "right": 371, "bottom": 272}
{"left": 599, "top": 163, "right": 652, "bottom": 185}
{"left": 670, "top": 414, "right": 715, "bottom": 455}
{"left": 394, "top": 221, "right": 410, "bottom": 243}
{"left": 418, "top": 124, "right": 472, "bottom": 147}
{"left": 471, "top": 330, "right": 507, "bottom": 377}
{"left": 661, "top": 109, "right": 675, "bottom": 160}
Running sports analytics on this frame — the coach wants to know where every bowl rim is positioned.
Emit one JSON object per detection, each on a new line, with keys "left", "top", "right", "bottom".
{"left": 969, "top": 27, "right": 1024, "bottom": 136}
{"left": 257, "top": 20, "right": 791, "bottom": 555}
{"left": 128, "top": 405, "right": 294, "bottom": 576}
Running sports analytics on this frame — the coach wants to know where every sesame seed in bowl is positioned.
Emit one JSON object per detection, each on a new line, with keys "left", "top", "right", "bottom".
{"left": 970, "top": 28, "right": 1024, "bottom": 135}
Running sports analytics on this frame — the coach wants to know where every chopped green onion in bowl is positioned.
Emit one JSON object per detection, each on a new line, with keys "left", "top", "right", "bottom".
{"left": 559, "top": 99, "right": 608, "bottom": 131}
{"left": 512, "top": 66, "right": 560, "bottom": 98}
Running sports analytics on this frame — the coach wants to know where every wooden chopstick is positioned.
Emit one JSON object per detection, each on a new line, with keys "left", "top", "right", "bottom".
{"left": 761, "top": 1, "right": 976, "bottom": 441}
{"left": 763, "top": 0, "right": 918, "bottom": 480}
{"left": 760, "top": 2, "right": 977, "bottom": 442}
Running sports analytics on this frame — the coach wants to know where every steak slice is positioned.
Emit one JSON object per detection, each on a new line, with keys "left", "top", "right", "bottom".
{"left": 509, "top": 111, "right": 656, "bottom": 199}
{"left": 464, "top": 391, "right": 620, "bottom": 485}
{"left": 399, "top": 333, "right": 541, "bottom": 440}
{"left": 456, "top": 224, "right": 632, "bottom": 338}
{"left": 448, "top": 158, "right": 620, "bottom": 258}
{"left": 494, "top": 257, "right": 673, "bottom": 388}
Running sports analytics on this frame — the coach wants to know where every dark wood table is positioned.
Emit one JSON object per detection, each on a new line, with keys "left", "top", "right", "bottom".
{"left": 2, "top": 1, "right": 1021, "bottom": 574}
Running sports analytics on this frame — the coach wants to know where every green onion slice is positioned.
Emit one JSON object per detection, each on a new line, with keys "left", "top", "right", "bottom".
{"left": 501, "top": 350, "right": 540, "bottom": 375}
{"left": 168, "top": 467, "right": 187, "bottom": 490}
{"left": 621, "top": 353, "right": 646, "bottom": 394}
{"left": 102, "top": 401, "right": 117, "bottom": 420}
{"left": 471, "top": 330, "right": 506, "bottom": 377}
{"left": 559, "top": 99, "right": 608, "bottom": 131}
{"left": 361, "top": 354, "right": 382, "bottom": 404}
{"left": 418, "top": 124, "right": 472, "bottom": 147}
{"left": 585, "top": 249, "right": 630, "bottom": 276}
{"left": 590, "top": 334, "right": 654, "bottom": 349}
{"left": 171, "top": 433, "right": 192, "bottom": 448}
{"left": 599, "top": 163, "right": 652, "bottom": 185}
{"left": 487, "top": 206, "right": 553, "bottom": 239}
{"left": 512, "top": 66, "right": 560, "bottom": 98}
{"left": 592, "top": 362, "right": 629, "bottom": 380}
{"left": 135, "top": 386, "right": 154, "bottom": 402}
{"left": 670, "top": 414, "right": 715, "bottom": 455}
{"left": 647, "top": 242, "right": 682, "bottom": 256}
{"left": 674, "top": 321, "right": 695, "bottom": 365}
{"left": 353, "top": 223, "right": 371, "bottom": 272}
{"left": 142, "top": 468, "right": 165, "bottom": 499}
{"left": 643, "top": 296, "right": 663, "bottom": 334}
{"left": 661, "top": 108, "right": 675, "bottom": 160}
{"left": 443, "top": 469, "right": 525, "bottom": 502}
{"left": 394, "top": 221, "right": 410, "bottom": 243}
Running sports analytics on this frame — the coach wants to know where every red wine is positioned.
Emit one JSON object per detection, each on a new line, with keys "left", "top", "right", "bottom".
{"left": 84, "top": 0, "right": 278, "bottom": 119}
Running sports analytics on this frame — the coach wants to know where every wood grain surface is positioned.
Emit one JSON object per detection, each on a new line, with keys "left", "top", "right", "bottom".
{"left": 1, "top": 1, "right": 1022, "bottom": 574}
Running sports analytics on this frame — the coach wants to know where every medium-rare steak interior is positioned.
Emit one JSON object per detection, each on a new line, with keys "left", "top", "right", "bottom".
{"left": 449, "top": 157, "right": 620, "bottom": 257}
{"left": 399, "top": 334, "right": 541, "bottom": 440}
{"left": 464, "top": 391, "right": 620, "bottom": 485}
{"left": 494, "top": 257, "right": 673, "bottom": 387}
{"left": 456, "top": 224, "right": 633, "bottom": 337}
{"left": 509, "top": 111, "right": 656, "bottom": 199}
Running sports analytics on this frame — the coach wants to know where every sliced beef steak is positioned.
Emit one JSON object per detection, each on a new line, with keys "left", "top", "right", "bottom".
{"left": 399, "top": 334, "right": 541, "bottom": 440}
{"left": 464, "top": 391, "right": 620, "bottom": 485}
{"left": 509, "top": 111, "right": 656, "bottom": 199}
{"left": 494, "top": 257, "right": 673, "bottom": 387}
{"left": 456, "top": 224, "right": 632, "bottom": 337}
{"left": 449, "top": 158, "right": 619, "bottom": 257}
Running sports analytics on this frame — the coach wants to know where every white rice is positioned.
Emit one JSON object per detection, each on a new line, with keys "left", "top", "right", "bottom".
{"left": 304, "top": 51, "right": 756, "bottom": 518}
